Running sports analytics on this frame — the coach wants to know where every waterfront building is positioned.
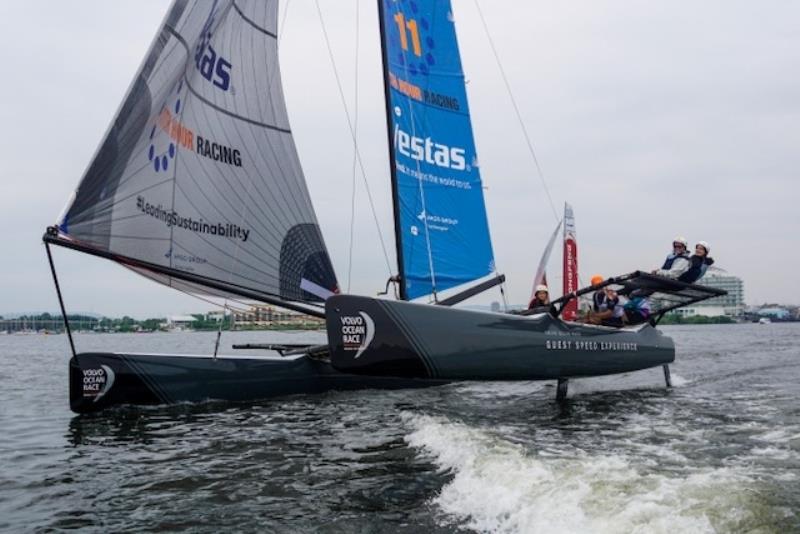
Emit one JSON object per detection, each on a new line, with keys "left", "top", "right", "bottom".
{"left": 671, "top": 271, "right": 745, "bottom": 318}
{"left": 166, "top": 315, "right": 197, "bottom": 331}
{"left": 232, "top": 305, "right": 324, "bottom": 328}
{"left": 756, "top": 307, "right": 791, "bottom": 320}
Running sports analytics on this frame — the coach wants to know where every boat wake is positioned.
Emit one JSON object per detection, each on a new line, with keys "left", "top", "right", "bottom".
{"left": 402, "top": 412, "right": 764, "bottom": 533}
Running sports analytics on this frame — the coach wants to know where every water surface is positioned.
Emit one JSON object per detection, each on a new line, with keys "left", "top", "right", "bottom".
{"left": 0, "top": 324, "right": 797, "bottom": 532}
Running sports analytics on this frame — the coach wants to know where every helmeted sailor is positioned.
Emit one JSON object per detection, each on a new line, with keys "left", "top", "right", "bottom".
{"left": 678, "top": 241, "right": 714, "bottom": 284}
{"left": 528, "top": 284, "right": 550, "bottom": 310}
{"left": 652, "top": 236, "right": 691, "bottom": 279}
{"left": 590, "top": 274, "right": 606, "bottom": 312}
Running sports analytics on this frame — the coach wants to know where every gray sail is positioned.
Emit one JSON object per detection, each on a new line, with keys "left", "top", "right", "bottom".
{"left": 56, "top": 0, "right": 337, "bottom": 303}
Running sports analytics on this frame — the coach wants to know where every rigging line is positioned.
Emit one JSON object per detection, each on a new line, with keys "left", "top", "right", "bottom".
{"left": 181, "top": 88, "right": 296, "bottom": 251}
{"left": 138, "top": 274, "right": 265, "bottom": 317}
{"left": 499, "top": 282, "right": 509, "bottom": 312}
{"left": 314, "top": 0, "right": 393, "bottom": 277}
{"left": 66, "top": 157, "right": 172, "bottom": 221}
{"left": 170, "top": 179, "right": 285, "bottom": 269}
{"left": 252, "top": 0, "right": 315, "bottom": 223}
{"left": 170, "top": 238, "right": 282, "bottom": 288}
{"left": 347, "top": 0, "right": 360, "bottom": 293}
{"left": 44, "top": 240, "right": 76, "bottom": 358}
{"left": 165, "top": 25, "right": 291, "bottom": 134}
{"left": 214, "top": 22, "right": 265, "bottom": 358}
{"left": 472, "top": 0, "right": 559, "bottom": 223}
{"left": 387, "top": 3, "right": 438, "bottom": 299}
{"left": 225, "top": 28, "right": 320, "bottom": 233}
{"left": 191, "top": 12, "right": 326, "bottom": 242}
{"left": 231, "top": 1, "right": 277, "bottom": 38}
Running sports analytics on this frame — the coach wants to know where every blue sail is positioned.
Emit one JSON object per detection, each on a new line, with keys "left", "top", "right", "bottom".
{"left": 380, "top": 0, "right": 495, "bottom": 300}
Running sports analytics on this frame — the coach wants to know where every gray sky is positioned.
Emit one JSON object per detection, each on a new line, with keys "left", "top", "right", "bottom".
{"left": 1, "top": 1, "right": 798, "bottom": 318}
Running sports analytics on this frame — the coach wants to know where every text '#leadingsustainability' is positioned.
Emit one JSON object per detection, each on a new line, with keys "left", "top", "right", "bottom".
{"left": 136, "top": 196, "right": 250, "bottom": 242}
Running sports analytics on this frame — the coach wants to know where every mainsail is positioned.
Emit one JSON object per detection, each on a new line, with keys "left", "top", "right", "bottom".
{"left": 562, "top": 202, "right": 578, "bottom": 320}
{"left": 52, "top": 0, "right": 337, "bottom": 305}
{"left": 378, "top": 0, "right": 495, "bottom": 300}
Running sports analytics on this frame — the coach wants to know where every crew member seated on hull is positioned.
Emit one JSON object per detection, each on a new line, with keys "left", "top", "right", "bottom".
{"left": 621, "top": 291, "right": 652, "bottom": 326}
{"left": 527, "top": 285, "right": 550, "bottom": 312}
{"left": 652, "top": 236, "right": 691, "bottom": 279}
{"left": 585, "top": 287, "right": 623, "bottom": 326}
{"left": 678, "top": 241, "right": 714, "bottom": 284}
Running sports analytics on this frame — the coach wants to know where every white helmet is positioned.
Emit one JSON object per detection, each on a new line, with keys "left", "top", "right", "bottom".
{"left": 696, "top": 240, "right": 711, "bottom": 253}
{"left": 673, "top": 236, "right": 688, "bottom": 247}
{"left": 535, "top": 285, "right": 549, "bottom": 293}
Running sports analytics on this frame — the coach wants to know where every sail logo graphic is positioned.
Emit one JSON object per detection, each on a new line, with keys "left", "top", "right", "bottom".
{"left": 147, "top": 80, "right": 243, "bottom": 172}
{"left": 195, "top": 0, "right": 232, "bottom": 91}
{"left": 393, "top": 108, "right": 466, "bottom": 171}
{"left": 390, "top": 7, "right": 437, "bottom": 78}
{"left": 148, "top": 80, "right": 188, "bottom": 172}
{"left": 82, "top": 365, "right": 115, "bottom": 402}
{"left": 340, "top": 312, "right": 375, "bottom": 359}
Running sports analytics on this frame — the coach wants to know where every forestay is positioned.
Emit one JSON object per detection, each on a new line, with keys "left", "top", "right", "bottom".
{"left": 380, "top": 0, "right": 495, "bottom": 300}
{"left": 55, "top": 0, "right": 337, "bottom": 304}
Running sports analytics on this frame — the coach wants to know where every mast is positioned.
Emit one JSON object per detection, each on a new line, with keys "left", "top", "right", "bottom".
{"left": 376, "top": 0, "right": 408, "bottom": 301}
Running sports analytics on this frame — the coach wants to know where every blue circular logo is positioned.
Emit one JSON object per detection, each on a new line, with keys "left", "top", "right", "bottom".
{"left": 148, "top": 80, "right": 184, "bottom": 173}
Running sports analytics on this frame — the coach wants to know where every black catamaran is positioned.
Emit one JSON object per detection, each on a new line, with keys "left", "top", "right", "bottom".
{"left": 44, "top": 0, "right": 725, "bottom": 413}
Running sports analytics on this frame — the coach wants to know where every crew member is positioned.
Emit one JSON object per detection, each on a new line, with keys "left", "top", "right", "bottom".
{"left": 528, "top": 285, "right": 550, "bottom": 310}
{"left": 678, "top": 241, "right": 714, "bottom": 284}
{"left": 623, "top": 291, "right": 652, "bottom": 325}
{"left": 652, "top": 236, "right": 690, "bottom": 279}
{"left": 587, "top": 287, "right": 623, "bottom": 326}
{"left": 590, "top": 274, "right": 606, "bottom": 312}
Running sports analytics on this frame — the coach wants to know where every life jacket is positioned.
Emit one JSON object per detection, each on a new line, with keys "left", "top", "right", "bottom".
{"left": 661, "top": 251, "right": 690, "bottom": 270}
{"left": 595, "top": 293, "right": 619, "bottom": 313}
{"left": 678, "top": 256, "right": 714, "bottom": 284}
{"left": 528, "top": 297, "right": 549, "bottom": 310}
{"left": 592, "top": 291, "right": 606, "bottom": 312}
{"left": 624, "top": 297, "right": 651, "bottom": 318}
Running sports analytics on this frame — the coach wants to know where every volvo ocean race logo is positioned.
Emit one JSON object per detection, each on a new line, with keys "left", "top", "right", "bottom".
{"left": 195, "top": 0, "right": 233, "bottom": 91}
{"left": 393, "top": 107, "right": 466, "bottom": 171}
{"left": 82, "top": 365, "right": 116, "bottom": 402}
{"left": 340, "top": 312, "right": 375, "bottom": 359}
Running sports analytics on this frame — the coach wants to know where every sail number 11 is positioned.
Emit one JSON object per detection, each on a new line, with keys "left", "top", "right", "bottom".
{"left": 394, "top": 13, "right": 422, "bottom": 57}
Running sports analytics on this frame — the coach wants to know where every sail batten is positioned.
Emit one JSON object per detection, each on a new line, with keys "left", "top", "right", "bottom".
{"left": 379, "top": 0, "right": 495, "bottom": 300}
{"left": 56, "top": 0, "right": 337, "bottom": 304}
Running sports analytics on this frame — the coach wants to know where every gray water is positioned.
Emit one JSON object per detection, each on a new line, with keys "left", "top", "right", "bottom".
{"left": 0, "top": 324, "right": 798, "bottom": 533}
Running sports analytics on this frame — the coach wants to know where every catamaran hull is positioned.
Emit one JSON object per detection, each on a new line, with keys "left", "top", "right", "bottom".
{"left": 69, "top": 297, "right": 675, "bottom": 413}
{"left": 326, "top": 295, "right": 675, "bottom": 380}
{"left": 69, "top": 352, "right": 447, "bottom": 414}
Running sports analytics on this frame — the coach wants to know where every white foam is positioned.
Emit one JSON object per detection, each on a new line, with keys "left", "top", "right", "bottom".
{"left": 669, "top": 373, "right": 690, "bottom": 387}
{"left": 749, "top": 447, "right": 794, "bottom": 461}
{"left": 403, "top": 413, "right": 758, "bottom": 534}
{"left": 753, "top": 429, "right": 791, "bottom": 443}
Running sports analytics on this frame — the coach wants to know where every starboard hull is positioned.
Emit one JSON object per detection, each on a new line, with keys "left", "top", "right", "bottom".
{"left": 326, "top": 295, "right": 675, "bottom": 380}
{"left": 69, "top": 352, "right": 447, "bottom": 414}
